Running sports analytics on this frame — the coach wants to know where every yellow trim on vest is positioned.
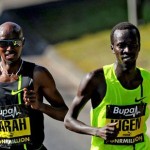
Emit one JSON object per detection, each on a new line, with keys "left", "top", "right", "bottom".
{"left": 18, "top": 75, "right": 22, "bottom": 105}
{"left": 17, "top": 75, "right": 27, "bottom": 150}
{"left": 24, "top": 144, "right": 27, "bottom": 150}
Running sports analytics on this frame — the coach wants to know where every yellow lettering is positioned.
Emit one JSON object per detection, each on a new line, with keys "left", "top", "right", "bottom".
{"left": 111, "top": 117, "right": 141, "bottom": 131}
{"left": 0, "top": 117, "right": 30, "bottom": 138}
{"left": 0, "top": 118, "right": 26, "bottom": 132}
{"left": 12, "top": 120, "right": 19, "bottom": 131}
{"left": 122, "top": 120, "right": 129, "bottom": 131}
{"left": 19, "top": 118, "right": 26, "bottom": 130}
{"left": 0, "top": 121, "right": 6, "bottom": 131}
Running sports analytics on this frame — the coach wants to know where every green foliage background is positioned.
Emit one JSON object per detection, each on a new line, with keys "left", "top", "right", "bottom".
{"left": 52, "top": 0, "right": 150, "bottom": 72}
{"left": 13, "top": 0, "right": 150, "bottom": 72}
{"left": 54, "top": 24, "right": 150, "bottom": 72}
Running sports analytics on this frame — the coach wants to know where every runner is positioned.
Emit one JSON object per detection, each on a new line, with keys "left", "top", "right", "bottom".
{"left": 64, "top": 22, "right": 150, "bottom": 150}
{"left": 0, "top": 21, "right": 68, "bottom": 150}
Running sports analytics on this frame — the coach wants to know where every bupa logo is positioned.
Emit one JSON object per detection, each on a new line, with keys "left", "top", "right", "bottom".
{"left": 0, "top": 106, "right": 21, "bottom": 118}
{"left": 113, "top": 106, "right": 141, "bottom": 117}
{"left": 105, "top": 103, "right": 146, "bottom": 145}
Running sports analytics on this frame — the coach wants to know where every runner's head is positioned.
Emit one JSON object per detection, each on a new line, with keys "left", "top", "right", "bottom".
{"left": 0, "top": 22, "right": 25, "bottom": 63}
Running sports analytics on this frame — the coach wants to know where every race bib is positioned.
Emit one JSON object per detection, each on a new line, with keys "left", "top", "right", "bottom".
{"left": 105, "top": 103, "right": 146, "bottom": 145}
{"left": 0, "top": 104, "right": 31, "bottom": 146}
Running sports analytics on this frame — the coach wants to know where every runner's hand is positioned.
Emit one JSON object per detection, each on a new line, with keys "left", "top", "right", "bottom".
{"left": 95, "top": 122, "right": 119, "bottom": 140}
{"left": 23, "top": 88, "right": 41, "bottom": 109}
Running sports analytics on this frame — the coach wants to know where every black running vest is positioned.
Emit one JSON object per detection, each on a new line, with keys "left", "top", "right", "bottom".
{"left": 0, "top": 61, "right": 44, "bottom": 150}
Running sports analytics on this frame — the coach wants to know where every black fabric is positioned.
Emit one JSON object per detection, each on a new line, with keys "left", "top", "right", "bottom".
{"left": 21, "top": 61, "right": 45, "bottom": 149}
{"left": 0, "top": 144, "right": 47, "bottom": 150}
{"left": 0, "top": 60, "right": 44, "bottom": 149}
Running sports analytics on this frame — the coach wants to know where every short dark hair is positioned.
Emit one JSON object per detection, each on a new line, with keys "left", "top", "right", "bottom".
{"left": 110, "top": 22, "right": 140, "bottom": 45}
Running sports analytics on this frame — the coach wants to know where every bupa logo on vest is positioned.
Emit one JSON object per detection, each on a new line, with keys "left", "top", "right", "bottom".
{"left": 105, "top": 103, "right": 147, "bottom": 145}
{"left": 113, "top": 106, "right": 141, "bottom": 117}
{"left": 0, "top": 105, "right": 22, "bottom": 118}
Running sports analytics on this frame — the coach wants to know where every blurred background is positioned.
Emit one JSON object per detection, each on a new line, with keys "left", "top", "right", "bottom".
{"left": 0, "top": 0, "right": 150, "bottom": 149}
{"left": 0, "top": 0, "right": 150, "bottom": 70}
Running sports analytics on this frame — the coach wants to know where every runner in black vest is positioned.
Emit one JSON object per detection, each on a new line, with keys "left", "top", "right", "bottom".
{"left": 0, "top": 21, "right": 68, "bottom": 150}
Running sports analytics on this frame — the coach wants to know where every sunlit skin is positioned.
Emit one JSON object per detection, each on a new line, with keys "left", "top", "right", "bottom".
{"left": 0, "top": 22, "right": 24, "bottom": 75}
{"left": 112, "top": 29, "right": 140, "bottom": 70}
{"left": 112, "top": 29, "right": 141, "bottom": 89}
{"left": 64, "top": 26, "right": 142, "bottom": 141}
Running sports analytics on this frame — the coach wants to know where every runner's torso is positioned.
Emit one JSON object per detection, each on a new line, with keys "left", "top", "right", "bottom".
{"left": 0, "top": 61, "right": 44, "bottom": 150}
{"left": 90, "top": 64, "right": 150, "bottom": 150}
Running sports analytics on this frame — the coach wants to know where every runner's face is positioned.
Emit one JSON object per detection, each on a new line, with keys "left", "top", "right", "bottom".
{"left": 111, "top": 29, "right": 140, "bottom": 66}
{"left": 0, "top": 25, "right": 24, "bottom": 63}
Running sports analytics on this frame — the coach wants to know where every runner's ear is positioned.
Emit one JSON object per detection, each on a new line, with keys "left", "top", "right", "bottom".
{"left": 111, "top": 45, "right": 115, "bottom": 54}
{"left": 22, "top": 37, "right": 25, "bottom": 46}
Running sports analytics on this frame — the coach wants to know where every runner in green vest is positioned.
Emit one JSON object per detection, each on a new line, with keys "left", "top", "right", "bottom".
{"left": 64, "top": 22, "right": 150, "bottom": 150}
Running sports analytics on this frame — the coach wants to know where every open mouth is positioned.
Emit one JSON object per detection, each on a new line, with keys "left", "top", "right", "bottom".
{"left": 5, "top": 52, "right": 16, "bottom": 60}
{"left": 122, "top": 55, "right": 134, "bottom": 61}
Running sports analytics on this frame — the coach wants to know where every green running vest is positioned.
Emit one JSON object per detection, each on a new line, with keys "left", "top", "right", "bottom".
{"left": 90, "top": 64, "right": 150, "bottom": 150}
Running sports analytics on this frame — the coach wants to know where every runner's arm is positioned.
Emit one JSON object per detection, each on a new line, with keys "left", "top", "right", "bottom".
{"left": 25, "top": 65, "right": 68, "bottom": 121}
